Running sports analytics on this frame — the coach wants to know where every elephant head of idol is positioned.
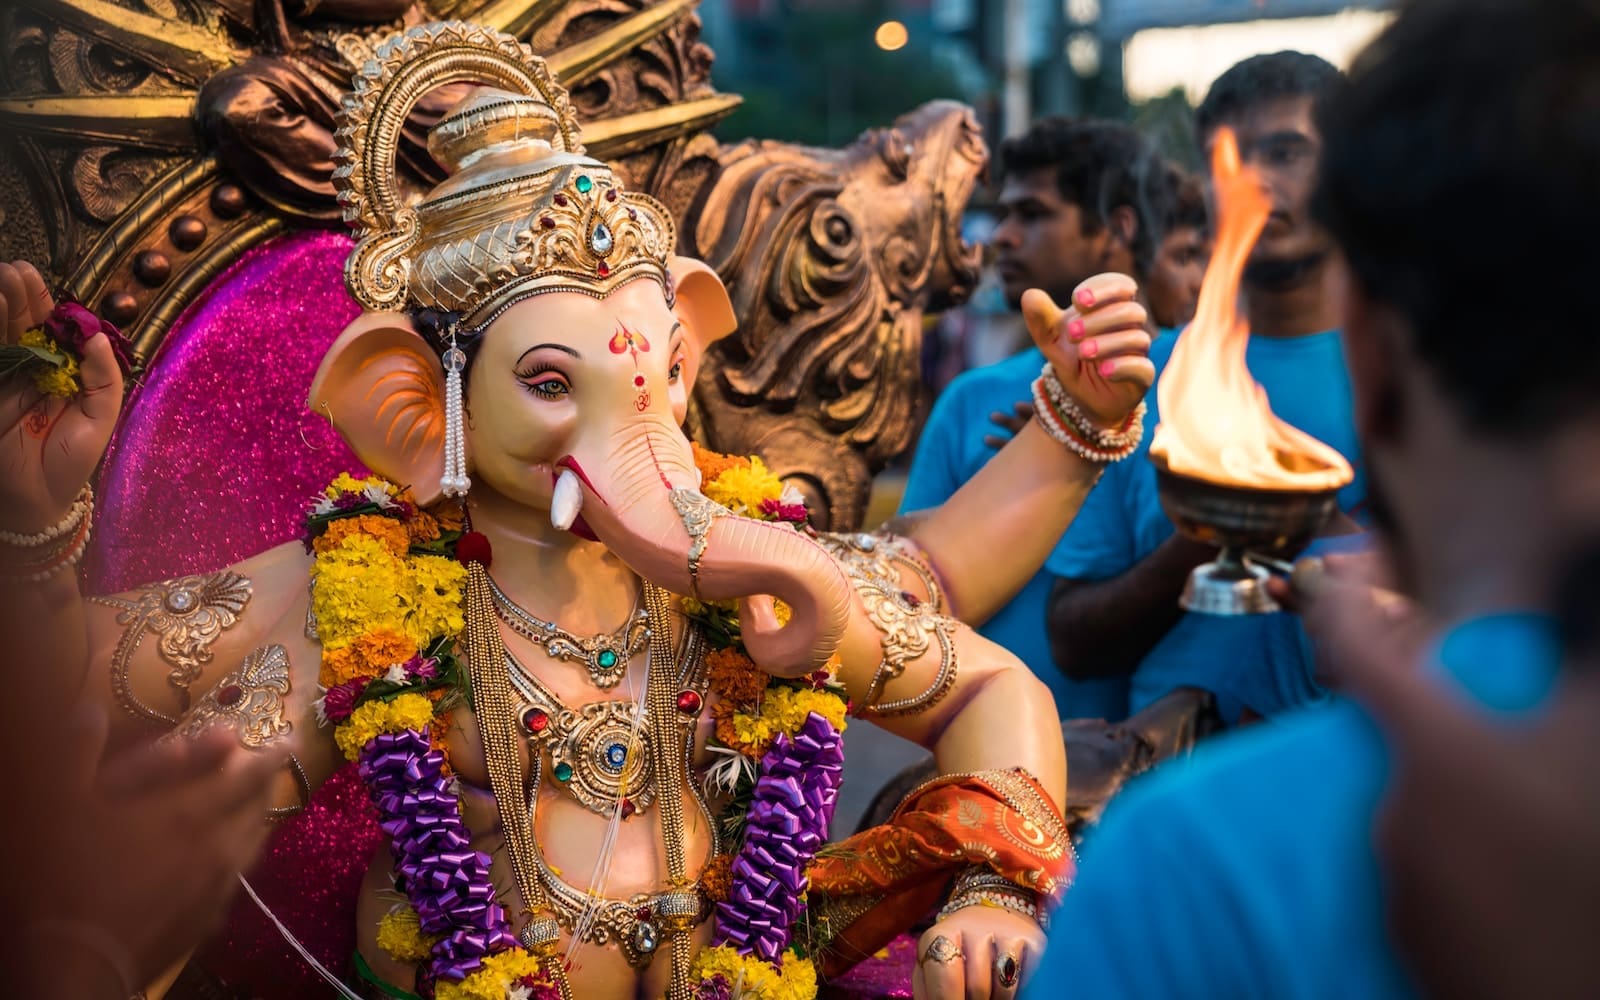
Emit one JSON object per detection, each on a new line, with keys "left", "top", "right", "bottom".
{"left": 308, "top": 23, "right": 850, "bottom": 675}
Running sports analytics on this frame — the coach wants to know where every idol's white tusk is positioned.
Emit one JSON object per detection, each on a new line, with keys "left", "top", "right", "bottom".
{"left": 551, "top": 469, "right": 583, "bottom": 531}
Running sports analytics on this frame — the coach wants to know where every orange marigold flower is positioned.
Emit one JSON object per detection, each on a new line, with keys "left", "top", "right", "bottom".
{"left": 430, "top": 501, "right": 466, "bottom": 532}
{"left": 314, "top": 515, "right": 410, "bottom": 558}
{"left": 699, "top": 853, "right": 735, "bottom": 902}
{"left": 691, "top": 442, "right": 749, "bottom": 485}
{"left": 428, "top": 712, "right": 457, "bottom": 777}
{"left": 705, "top": 648, "right": 768, "bottom": 707}
{"left": 711, "top": 700, "right": 768, "bottom": 758}
{"left": 407, "top": 510, "right": 442, "bottom": 545}
{"left": 320, "top": 629, "right": 417, "bottom": 687}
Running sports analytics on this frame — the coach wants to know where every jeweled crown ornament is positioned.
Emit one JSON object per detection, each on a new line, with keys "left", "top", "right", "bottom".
{"left": 332, "top": 21, "right": 677, "bottom": 327}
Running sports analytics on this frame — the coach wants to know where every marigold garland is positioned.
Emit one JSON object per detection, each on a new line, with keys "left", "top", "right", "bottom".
{"left": 434, "top": 950, "right": 558, "bottom": 1000}
{"left": 691, "top": 945, "right": 818, "bottom": 1000}
{"left": 307, "top": 473, "right": 538, "bottom": 989}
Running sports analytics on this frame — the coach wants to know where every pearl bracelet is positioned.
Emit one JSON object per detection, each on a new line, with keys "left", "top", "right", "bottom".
{"left": 0, "top": 485, "right": 94, "bottom": 547}
{"left": 1, "top": 491, "right": 94, "bottom": 582}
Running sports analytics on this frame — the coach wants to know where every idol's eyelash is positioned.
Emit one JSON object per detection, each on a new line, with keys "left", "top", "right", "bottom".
{"left": 514, "top": 362, "right": 562, "bottom": 381}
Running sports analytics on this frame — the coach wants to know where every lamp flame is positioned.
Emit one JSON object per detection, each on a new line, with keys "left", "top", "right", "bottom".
{"left": 1149, "top": 128, "right": 1353, "bottom": 492}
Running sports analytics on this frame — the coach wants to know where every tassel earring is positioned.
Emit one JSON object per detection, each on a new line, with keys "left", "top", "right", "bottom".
{"left": 441, "top": 327, "right": 471, "bottom": 498}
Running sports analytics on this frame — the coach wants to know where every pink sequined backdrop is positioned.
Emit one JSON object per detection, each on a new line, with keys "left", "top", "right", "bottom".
{"left": 87, "top": 228, "right": 381, "bottom": 996}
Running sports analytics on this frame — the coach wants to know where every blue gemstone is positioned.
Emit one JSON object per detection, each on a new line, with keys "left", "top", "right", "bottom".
{"left": 605, "top": 743, "right": 628, "bottom": 769}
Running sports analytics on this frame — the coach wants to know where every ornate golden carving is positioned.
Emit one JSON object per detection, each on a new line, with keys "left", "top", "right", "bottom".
{"left": 1, "top": 0, "right": 983, "bottom": 533}
{"left": 164, "top": 643, "right": 294, "bottom": 749}
{"left": 689, "top": 105, "right": 987, "bottom": 527}
{"left": 91, "top": 570, "right": 253, "bottom": 725}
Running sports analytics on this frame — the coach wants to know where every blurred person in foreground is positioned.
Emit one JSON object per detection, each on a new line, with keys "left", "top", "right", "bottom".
{"left": 0, "top": 261, "right": 283, "bottom": 998}
{"left": 1145, "top": 164, "right": 1209, "bottom": 330}
{"left": 1047, "top": 51, "right": 1366, "bottom": 725}
{"left": 898, "top": 117, "right": 1165, "bottom": 722}
{"left": 1026, "top": 0, "right": 1600, "bottom": 994}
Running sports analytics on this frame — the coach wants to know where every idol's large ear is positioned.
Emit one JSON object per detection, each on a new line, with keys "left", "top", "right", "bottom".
{"left": 308, "top": 312, "right": 447, "bottom": 504}
{"left": 669, "top": 256, "right": 736, "bottom": 383}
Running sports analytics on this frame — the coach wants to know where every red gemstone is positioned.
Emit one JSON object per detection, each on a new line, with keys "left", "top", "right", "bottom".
{"left": 676, "top": 690, "right": 703, "bottom": 715}
{"left": 522, "top": 708, "right": 550, "bottom": 735}
{"left": 605, "top": 189, "right": 617, "bottom": 202}
{"left": 627, "top": 208, "right": 638, "bottom": 220}
{"left": 635, "top": 906, "right": 652, "bottom": 920}
{"left": 541, "top": 216, "right": 556, "bottom": 229}
{"left": 216, "top": 684, "right": 243, "bottom": 706}
{"left": 621, "top": 797, "right": 636, "bottom": 819}
{"left": 597, "top": 261, "right": 610, "bottom": 277}
{"left": 553, "top": 193, "right": 568, "bottom": 207}
{"left": 900, "top": 590, "right": 921, "bottom": 607}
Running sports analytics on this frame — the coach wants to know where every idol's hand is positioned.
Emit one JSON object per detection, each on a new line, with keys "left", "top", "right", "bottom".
{"left": 912, "top": 906, "right": 1043, "bottom": 1000}
{"left": 0, "top": 260, "right": 124, "bottom": 534}
{"left": 1023, "top": 273, "right": 1155, "bottom": 430}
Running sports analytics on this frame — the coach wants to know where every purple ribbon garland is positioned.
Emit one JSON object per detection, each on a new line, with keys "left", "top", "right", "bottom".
{"left": 358, "top": 729, "right": 520, "bottom": 985}
{"left": 711, "top": 710, "right": 845, "bottom": 964}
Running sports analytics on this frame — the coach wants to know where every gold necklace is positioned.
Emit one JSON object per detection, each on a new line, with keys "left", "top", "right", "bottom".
{"left": 466, "top": 569, "right": 715, "bottom": 987}
{"left": 488, "top": 572, "right": 648, "bottom": 689}
{"left": 507, "top": 650, "right": 657, "bottom": 818}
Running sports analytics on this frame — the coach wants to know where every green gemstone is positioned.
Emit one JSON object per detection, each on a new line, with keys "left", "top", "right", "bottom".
{"left": 554, "top": 762, "right": 574, "bottom": 782}
{"left": 597, "top": 649, "right": 619, "bottom": 670}
{"left": 575, "top": 175, "right": 593, "bottom": 194}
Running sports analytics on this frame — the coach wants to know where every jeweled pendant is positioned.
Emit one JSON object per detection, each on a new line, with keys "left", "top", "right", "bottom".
{"left": 632, "top": 920, "right": 659, "bottom": 954}
{"left": 596, "top": 648, "right": 620, "bottom": 671}
{"left": 591, "top": 222, "right": 614, "bottom": 254}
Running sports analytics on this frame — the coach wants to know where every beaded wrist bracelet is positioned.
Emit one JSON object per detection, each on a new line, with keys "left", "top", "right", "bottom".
{"left": 1031, "top": 364, "right": 1145, "bottom": 462}
{"left": 0, "top": 485, "right": 94, "bottom": 581}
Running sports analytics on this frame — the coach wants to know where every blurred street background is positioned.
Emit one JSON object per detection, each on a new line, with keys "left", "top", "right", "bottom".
{"left": 688, "top": 0, "right": 1397, "bottom": 837}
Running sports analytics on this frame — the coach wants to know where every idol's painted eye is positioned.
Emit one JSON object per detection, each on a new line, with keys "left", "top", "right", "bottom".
{"left": 525, "top": 378, "right": 569, "bottom": 400}
{"left": 515, "top": 362, "right": 571, "bottom": 400}
{"left": 667, "top": 358, "right": 684, "bottom": 383}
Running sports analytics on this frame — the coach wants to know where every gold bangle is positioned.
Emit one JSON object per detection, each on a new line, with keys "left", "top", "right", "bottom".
{"left": 669, "top": 489, "right": 731, "bottom": 600}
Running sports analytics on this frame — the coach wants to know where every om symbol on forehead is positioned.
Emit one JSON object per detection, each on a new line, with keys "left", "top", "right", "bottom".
{"left": 610, "top": 324, "right": 652, "bottom": 411}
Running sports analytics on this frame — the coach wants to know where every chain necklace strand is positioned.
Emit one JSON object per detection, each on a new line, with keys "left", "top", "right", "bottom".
{"left": 463, "top": 563, "right": 573, "bottom": 996}
{"left": 487, "top": 572, "right": 647, "bottom": 689}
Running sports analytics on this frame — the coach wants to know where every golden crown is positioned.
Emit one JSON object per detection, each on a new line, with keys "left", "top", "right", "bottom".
{"left": 332, "top": 21, "right": 677, "bottom": 326}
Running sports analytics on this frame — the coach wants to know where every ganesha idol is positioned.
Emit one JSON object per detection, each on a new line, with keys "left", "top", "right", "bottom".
{"left": 0, "top": 21, "right": 1158, "bottom": 1000}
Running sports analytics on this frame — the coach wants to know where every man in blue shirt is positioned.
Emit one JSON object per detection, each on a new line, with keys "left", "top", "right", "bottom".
{"left": 900, "top": 118, "right": 1170, "bottom": 721}
{"left": 1027, "top": 1, "right": 1600, "bottom": 993}
{"left": 1046, "top": 52, "right": 1365, "bottom": 724}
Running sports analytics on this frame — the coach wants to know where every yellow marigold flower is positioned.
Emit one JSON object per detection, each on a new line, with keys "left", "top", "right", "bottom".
{"left": 703, "top": 455, "right": 784, "bottom": 516}
{"left": 375, "top": 906, "right": 437, "bottom": 963}
{"left": 765, "top": 685, "right": 849, "bottom": 735}
{"left": 326, "top": 472, "right": 393, "bottom": 499}
{"left": 319, "top": 629, "right": 416, "bottom": 688}
{"left": 691, "top": 443, "right": 750, "bottom": 485}
{"left": 334, "top": 692, "right": 437, "bottom": 760}
{"left": 773, "top": 599, "right": 792, "bottom": 627}
{"left": 692, "top": 945, "right": 817, "bottom": 1000}
{"left": 25, "top": 332, "right": 80, "bottom": 398}
{"left": 315, "top": 515, "right": 410, "bottom": 558}
{"left": 312, "top": 534, "right": 411, "bottom": 648}
{"left": 406, "top": 554, "right": 466, "bottom": 645}
{"left": 434, "top": 949, "right": 546, "bottom": 1000}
